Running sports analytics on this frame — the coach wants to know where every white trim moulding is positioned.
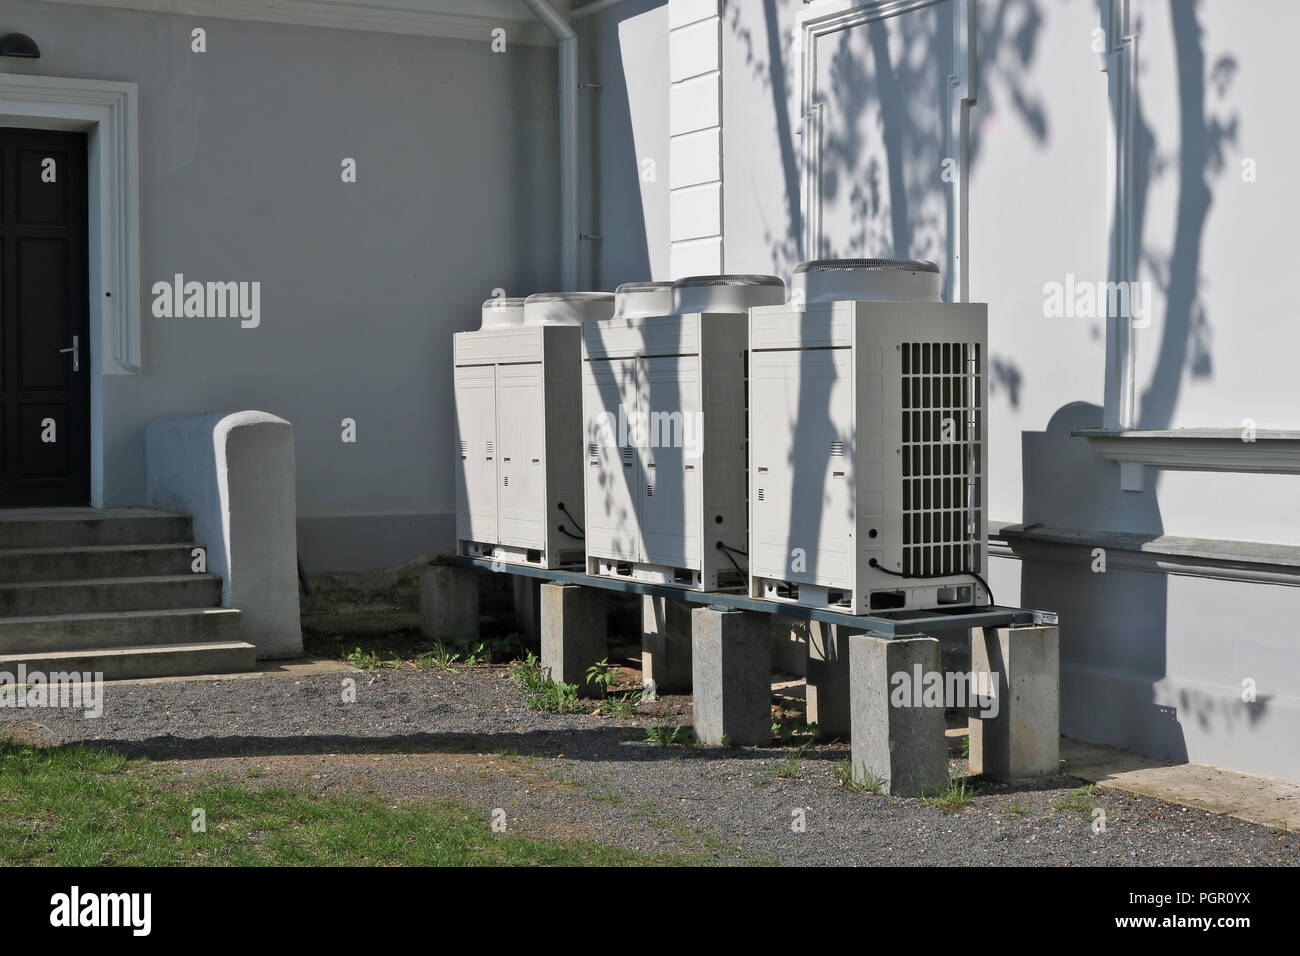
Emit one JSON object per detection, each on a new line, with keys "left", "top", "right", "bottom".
{"left": 1074, "top": 428, "right": 1300, "bottom": 492}
{"left": 797, "top": 0, "right": 975, "bottom": 301}
{"left": 0, "top": 72, "right": 141, "bottom": 375}
{"left": 38, "top": 0, "right": 561, "bottom": 45}
{"left": 992, "top": 521, "right": 1300, "bottom": 588}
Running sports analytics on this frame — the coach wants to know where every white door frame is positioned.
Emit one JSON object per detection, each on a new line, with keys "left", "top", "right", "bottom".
{"left": 0, "top": 72, "right": 142, "bottom": 508}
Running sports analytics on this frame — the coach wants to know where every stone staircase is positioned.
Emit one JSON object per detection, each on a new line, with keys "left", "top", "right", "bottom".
{"left": 0, "top": 508, "right": 257, "bottom": 680}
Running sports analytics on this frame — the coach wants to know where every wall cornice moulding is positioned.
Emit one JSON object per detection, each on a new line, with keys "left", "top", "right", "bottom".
{"left": 37, "top": 0, "right": 562, "bottom": 45}
{"left": 1075, "top": 428, "right": 1300, "bottom": 474}
{"left": 992, "top": 521, "right": 1300, "bottom": 588}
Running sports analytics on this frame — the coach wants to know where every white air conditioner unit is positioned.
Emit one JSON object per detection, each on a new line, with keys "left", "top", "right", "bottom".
{"left": 453, "top": 292, "right": 615, "bottom": 569}
{"left": 748, "top": 259, "right": 988, "bottom": 613}
{"left": 582, "top": 276, "right": 785, "bottom": 590}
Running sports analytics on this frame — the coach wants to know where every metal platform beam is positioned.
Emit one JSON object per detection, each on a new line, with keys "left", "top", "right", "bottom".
{"left": 430, "top": 554, "right": 1055, "bottom": 638}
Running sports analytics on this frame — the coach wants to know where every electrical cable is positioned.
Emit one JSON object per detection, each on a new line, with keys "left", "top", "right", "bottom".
{"left": 557, "top": 525, "right": 585, "bottom": 541}
{"left": 868, "top": 558, "right": 995, "bottom": 607}
{"left": 715, "top": 540, "right": 745, "bottom": 578}
{"left": 558, "top": 502, "right": 585, "bottom": 535}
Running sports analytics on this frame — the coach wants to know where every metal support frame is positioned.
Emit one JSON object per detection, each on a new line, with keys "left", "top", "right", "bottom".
{"left": 433, "top": 553, "right": 1055, "bottom": 638}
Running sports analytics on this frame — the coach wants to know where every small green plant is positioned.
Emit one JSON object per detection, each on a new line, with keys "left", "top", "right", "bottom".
{"left": 346, "top": 647, "right": 384, "bottom": 670}
{"left": 775, "top": 753, "right": 801, "bottom": 779}
{"left": 415, "top": 642, "right": 460, "bottom": 673}
{"left": 1007, "top": 800, "right": 1027, "bottom": 816}
{"left": 1053, "top": 784, "right": 1102, "bottom": 818}
{"left": 961, "top": 735, "right": 970, "bottom": 758}
{"left": 645, "top": 724, "right": 695, "bottom": 748}
{"left": 771, "top": 715, "right": 818, "bottom": 747}
{"left": 596, "top": 693, "right": 639, "bottom": 718}
{"left": 509, "top": 652, "right": 582, "bottom": 714}
{"left": 832, "top": 759, "right": 886, "bottom": 794}
{"left": 922, "top": 775, "right": 975, "bottom": 813}
{"left": 585, "top": 659, "right": 618, "bottom": 697}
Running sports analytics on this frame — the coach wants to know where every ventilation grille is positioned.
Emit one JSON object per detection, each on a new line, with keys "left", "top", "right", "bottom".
{"left": 588, "top": 442, "right": 599, "bottom": 458}
{"left": 900, "top": 342, "right": 982, "bottom": 576}
{"left": 485, "top": 441, "right": 495, "bottom": 455}
{"left": 459, "top": 441, "right": 468, "bottom": 458}
{"left": 829, "top": 441, "right": 845, "bottom": 457}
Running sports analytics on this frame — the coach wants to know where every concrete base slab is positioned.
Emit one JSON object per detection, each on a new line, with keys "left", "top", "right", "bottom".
{"left": 419, "top": 564, "right": 479, "bottom": 644}
{"left": 691, "top": 607, "right": 771, "bottom": 746}
{"left": 969, "top": 625, "right": 1060, "bottom": 781}
{"left": 540, "top": 584, "right": 607, "bottom": 696}
{"left": 641, "top": 595, "right": 692, "bottom": 696}
{"left": 1062, "top": 737, "right": 1300, "bottom": 833}
{"left": 806, "top": 622, "right": 855, "bottom": 736}
{"left": 849, "top": 633, "right": 948, "bottom": 797}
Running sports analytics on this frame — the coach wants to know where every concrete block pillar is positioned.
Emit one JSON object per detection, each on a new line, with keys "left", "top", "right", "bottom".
{"left": 691, "top": 607, "right": 771, "bottom": 745}
{"left": 969, "top": 625, "right": 1060, "bottom": 781}
{"left": 849, "top": 633, "right": 948, "bottom": 797}
{"left": 419, "top": 564, "right": 479, "bottom": 644}
{"left": 540, "top": 584, "right": 608, "bottom": 696}
{"left": 641, "top": 595, "right": 692, "bottom": 696}
{"left": 513, "top": 576, "right": 542, "bottom": 643}
{"left": 771, "top": 618, "right": 809, "bottom": 676}
{"left": 806, "top": 622, "right": 856, "bottom": 736}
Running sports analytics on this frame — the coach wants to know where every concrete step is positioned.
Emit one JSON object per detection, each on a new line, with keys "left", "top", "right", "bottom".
{"left": 0, "top": 640, "right": 258, "bottom": 681}
{"left": 0, "top": 575, "right": 222, "bottom": 617}
{"left": 0, "top": 509, "right": 192, "bottom": 550}
{"left": 0, "top": 543, "right": 198, "bottom": 583}
{"left": 0, "top": 607, "right": 241, "bottom": 653}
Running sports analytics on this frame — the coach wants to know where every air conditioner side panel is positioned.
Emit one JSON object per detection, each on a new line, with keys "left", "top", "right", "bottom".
{"left": 582, "top": 355, "right": 642, "bottom": 562}
{"left": 496, "top": 362, "right": 547, "bottom": 549}
{"left": 453, "top": 361, "right": 498, "bottom": 545}
{"left": 749, "top": 342, "right": 856, "bottom": 589}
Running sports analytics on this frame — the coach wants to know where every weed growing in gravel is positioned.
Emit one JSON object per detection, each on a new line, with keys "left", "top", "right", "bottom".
{"left": 921, "top": 775, "right": 975, "bottom": 813}
{"left": 1053, "top": 784, "right": 1102, "bottom": 818}
{"left": 1007, "top": 800, "right": 1027, "bottom": 815}
{"left": 832, "top": 759, "right": 886, "bottom": 794}
{"left": 595, "top": 693, "right": 640, "bottom": 718}
{"left": 645, "top": 724, "right": 696, "bottom": 748}
{"left": 772, "top": 715, "right": 818, "bottom": 747}
{"left": 584, "top": 659, "right": 619, "bottom": 698}
{"left": 509, "top": 652, "right": 582, "bottom": 714}
{"left": 775, "top": 754, "right": 801, "bottom": 779}
{"left": 346, "top": 647, "right": 386, "bottom": 670}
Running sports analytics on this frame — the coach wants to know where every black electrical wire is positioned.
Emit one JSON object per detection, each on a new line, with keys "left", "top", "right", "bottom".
{"left": 558, "top": 502, "right": 585, "bottom": 535}
{"left": 868, "top": 558, "right": 995, "bottom": 607}
{"left": 716, "top": 541, "right": 748, "bottom": 558}
{"left": 715, "top": 540, "right": 745, "bottom": 578}
{"left": 557, "top": 525, "right": 585, "bottom": 541}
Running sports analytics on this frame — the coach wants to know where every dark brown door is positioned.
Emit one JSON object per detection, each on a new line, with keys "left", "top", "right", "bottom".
{"left": 0, "top": 128, "right": 90, "bottom": 506}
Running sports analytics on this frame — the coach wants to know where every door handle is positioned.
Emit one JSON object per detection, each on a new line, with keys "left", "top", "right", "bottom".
{"left": 58, "top": 335, "right": 79, "bottom": 373}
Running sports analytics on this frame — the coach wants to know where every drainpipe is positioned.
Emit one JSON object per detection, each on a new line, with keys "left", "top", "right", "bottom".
{"left": 523, "top": 0, "right": 579, "bottom": 291}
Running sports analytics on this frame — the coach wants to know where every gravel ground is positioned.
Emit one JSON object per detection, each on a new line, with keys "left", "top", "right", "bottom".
{"left": 5, "top": 665, "right": 1296, "bottom": 866}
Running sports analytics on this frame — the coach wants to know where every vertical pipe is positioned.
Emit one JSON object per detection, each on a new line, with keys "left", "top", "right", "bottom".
{"left": 523, "top": 0, "right": 580, "bottom": 291}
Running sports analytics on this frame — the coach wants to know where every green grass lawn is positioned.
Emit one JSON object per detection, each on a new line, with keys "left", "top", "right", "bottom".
{"left": 0, "top": 740, "right": 681, "bottom": 867}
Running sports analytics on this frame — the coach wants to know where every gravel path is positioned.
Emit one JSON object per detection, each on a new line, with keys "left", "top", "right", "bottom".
{"left": 5, "top": 666, "right": 1296, "bottom": 866}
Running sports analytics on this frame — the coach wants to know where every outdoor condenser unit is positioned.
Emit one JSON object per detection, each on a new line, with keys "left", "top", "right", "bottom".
{"left": 453, "top": 292, "right": 615, "bottom": 569}
{"left": 582, "top": 275, "right": 785, "bottom": 591}
{"left": 747, "top": 259, "right": 988, "bottom": 613}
